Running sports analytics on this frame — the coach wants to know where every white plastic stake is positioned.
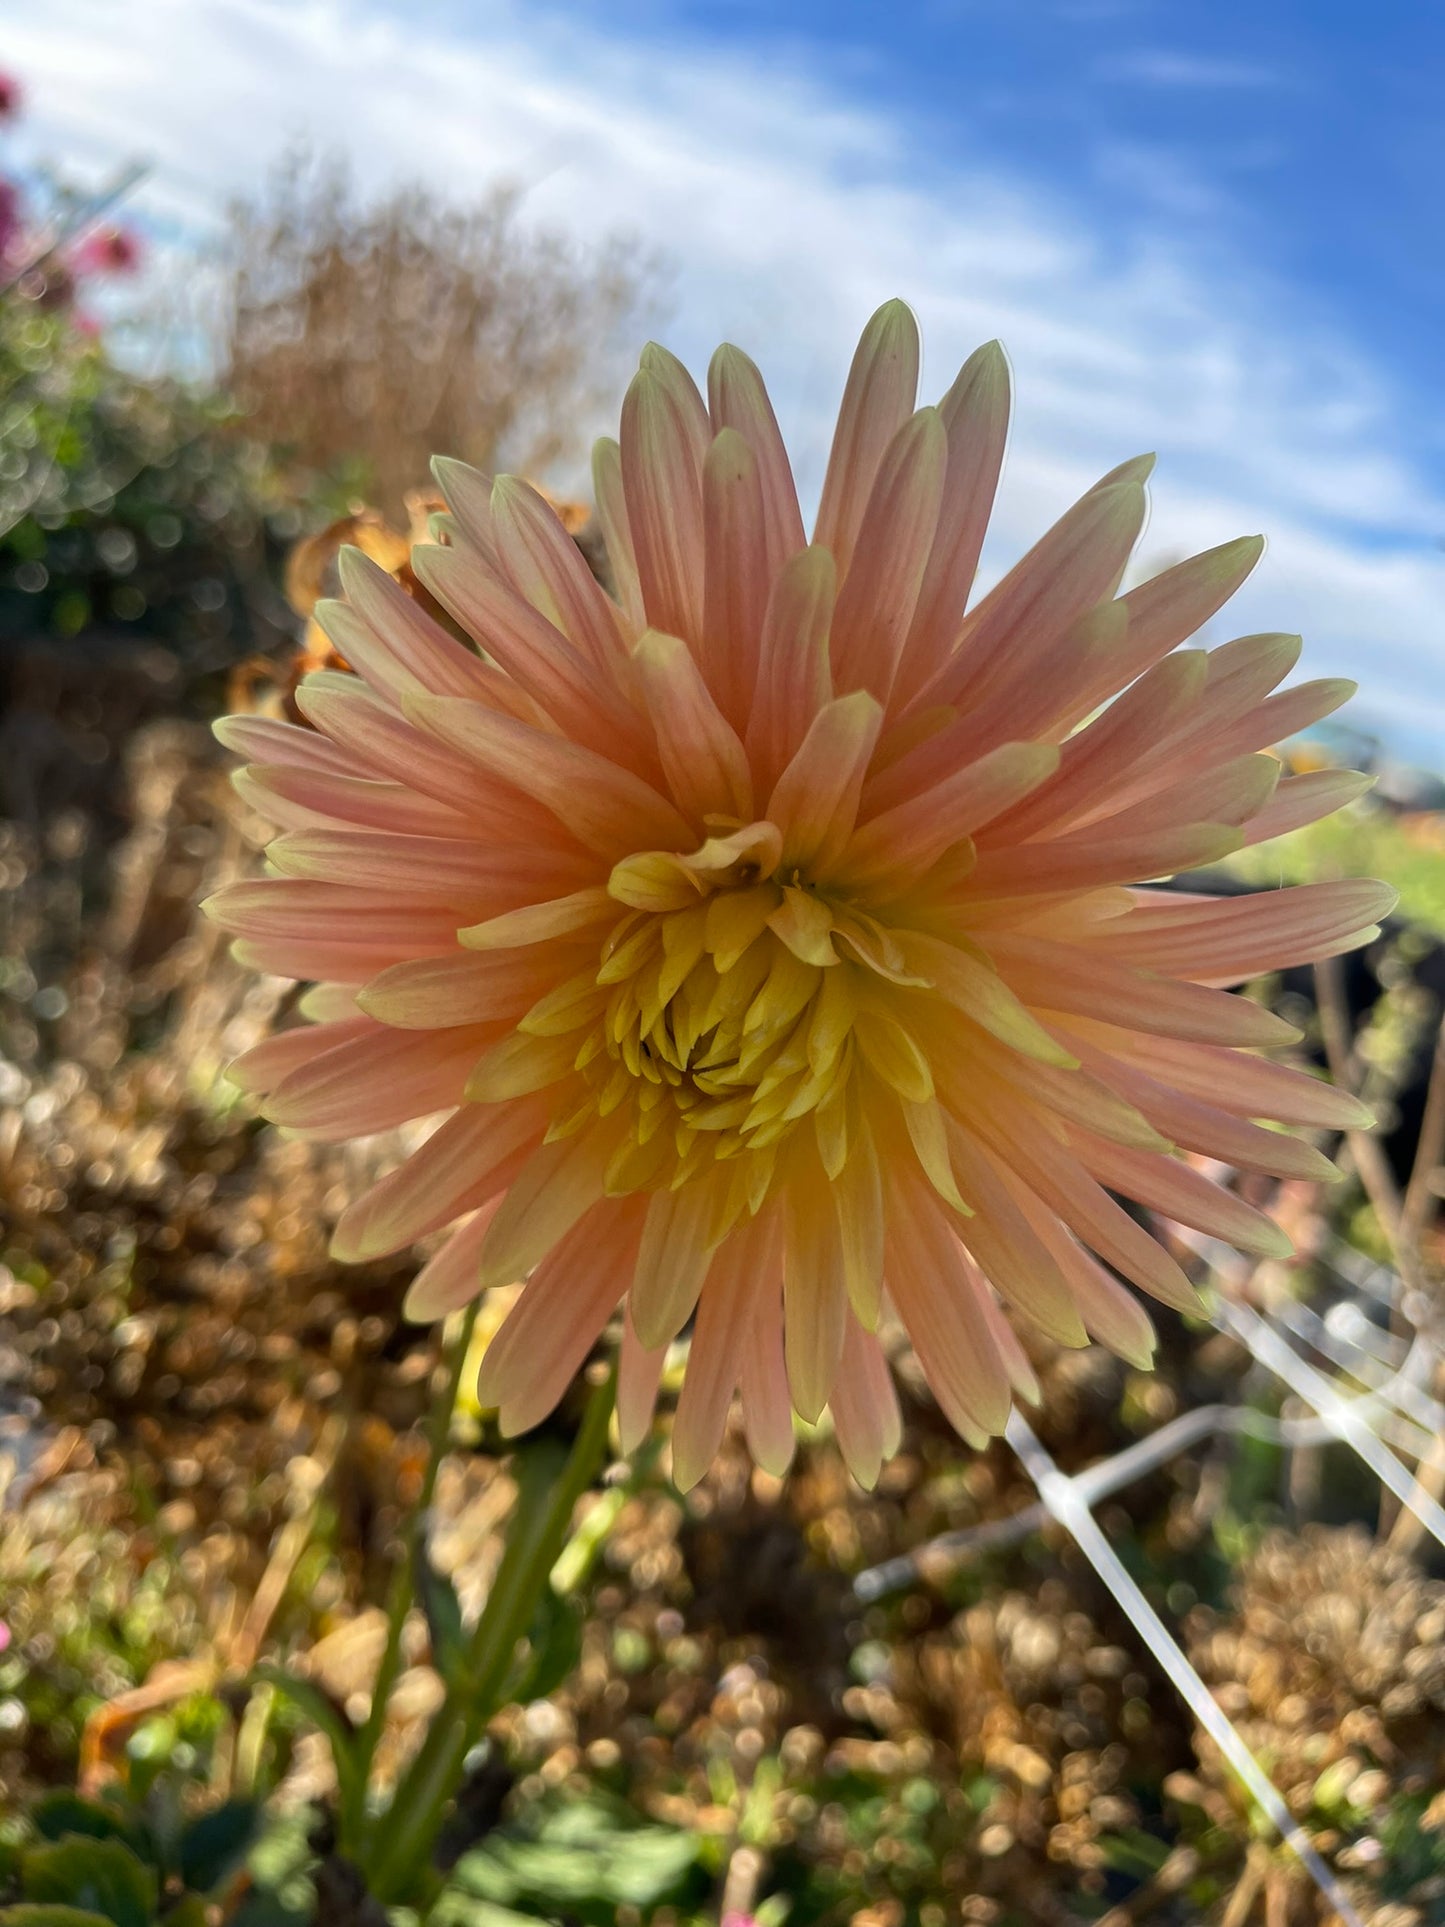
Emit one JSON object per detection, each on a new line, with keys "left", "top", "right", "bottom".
{"left": 1006, "top": 1411, "right": 1368, "bottom": 1927}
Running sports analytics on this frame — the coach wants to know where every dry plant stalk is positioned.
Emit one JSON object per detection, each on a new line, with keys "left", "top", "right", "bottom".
{"left": 1315, "top": 956, "right": 1445, "bottom": 1552}
{"left": 222, "top": 152, "right": 654, "bottom": 517}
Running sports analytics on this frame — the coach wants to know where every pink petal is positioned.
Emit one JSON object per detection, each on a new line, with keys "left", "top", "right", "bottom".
{"left": 617, "top": 1300, "right": 669, "bottom": 1453}
{"left": 966, "top": 821, "right": 1242, "bottom": 900}
{"left": 488, "top": 474, "right": 631, "bottom": 674}
{"left": 267, "top": 828, "right": 589, "bottom": 911}
{"left": 621, "top": 349, "right": 709, "bottom": 645}
{"left": 891, "top": 340, "right": 1010, "bottom": 709}
{"left": 828, "top": 1320, "right": 901, "bottom": 1489}
{"left": 837, "top": 741, "right": 1058, "bottom": 894}
{"left": 1062, "top": 533, "right": 1264, "bottom": 720}
{"left": 266, "top": 1023, "right": 492, "bottom": 1138}
{"left": 634, "top": 627, "right": 753, "bottom": 824}
{"left": 970, "top": 1106, "right": 1201, "bottom": 1313}
{"left": 783, "top": 1166, "right": 848, "bottom": 1421}
{"left": 828, "top": 406, "right": 947, "bottom": 703}
{"left": 1071, "top": 1129, "right": 1293, "bottom": 1259}
{"left": 412, "top": 542, "right": 650, "bottom": 764}
{"left": 979, "top": 930, "right": 1302, "bottom": 1046}
{"left": 671, "top": 1225, "right": 771, "bottom": 1491}
{"left": 481, "top": 1196, "right": 646, "bottom": 1434}
{"left": 813, "top": 300, "right": 920, "bottom": 578}
{"left": 911, "top": 480, "right": 1145, "bottom": 717}
{"left": 403, "top": 1206, "right": 499, "bottom": 1321}
{"left": 477, "top": 1127, "right": 619, "bottom": 1292}
{"left": 1067, "top": 1024, "right": 1373, "bottom": 1130}
{"left": 591, "top": 436, "right": 646, "bottom": 632}
{"left": 707, "top": 343, "right": 806, "bottom": 570}
{"left": 233, "top": 766, "right": 477, "bottom": 838}
{"left": 746, "top": 545, "right": 836, "bottom": 793}
{"left": 332, "top": 544, "right": 510, "bottom": 704}
{"left": 296, "top": 673, "right": 504, "bottom": 812}
{"left": 1235, "top": 769, "right": 1375, "bottom": 850}
{"left": 1083, "top": 878, "right": 1396, "bottom": 981}
{"left": 225, "top": 1017, "right": 374, "bottom": 1095}
{"left": 766, "top": 690, "right": 883, "bottom": 872}
{"left": 214, "top": 714, "right": 358, "bottom": 776}
{"left": 629, "top": 1175, "right": 729, "bottom": 1350}
{"left": 985, "top": 649, "right": 1209, "bottom": 843}
{"left": 739, "top": 1261, "right": 796, "bottom": 1475}
{"left": 331, "top": 1099, "right": 548, "bottom": 1261}
{"left": 203, "top": 879, "right": 463, "bottom": 950}
{"left": 404, "top": 693, "right": 692, "bottom": 858}
{"left": 885, "top": 1167, "right": 1013, "bottom": 1436}
{"left": 358, "top": 948, "right": 583, "bottom": 1029}
{"left": 700, "top": 428, "right": 774, "bottom": 728}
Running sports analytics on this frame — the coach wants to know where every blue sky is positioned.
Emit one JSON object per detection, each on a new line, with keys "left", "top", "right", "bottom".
{"left": 584, "top": 0, "right": 1445, "bottom": 381}
{"left": 8, "top": 0, "right": 1445, "bottom": 761}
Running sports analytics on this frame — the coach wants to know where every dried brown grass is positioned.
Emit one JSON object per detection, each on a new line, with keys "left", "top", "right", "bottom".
{"left": 221, "top": 153, "right": 657, "bottom": 517}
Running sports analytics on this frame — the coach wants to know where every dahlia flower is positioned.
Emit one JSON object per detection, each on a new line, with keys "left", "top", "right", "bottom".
{"left": 209, "top": 302, "right": 1390, "bottom": 1489}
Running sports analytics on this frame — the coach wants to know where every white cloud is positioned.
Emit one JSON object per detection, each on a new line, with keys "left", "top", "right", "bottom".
{"left": 7, "top": 0, "right": 1444, "bottom": 758}
{"left": 1095, "top": 50, "right": 1285, "bottom": 89}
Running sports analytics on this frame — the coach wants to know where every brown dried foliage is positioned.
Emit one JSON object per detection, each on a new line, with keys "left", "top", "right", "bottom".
{"left": 222, "top": 154, "right": 656, "bottom": 518}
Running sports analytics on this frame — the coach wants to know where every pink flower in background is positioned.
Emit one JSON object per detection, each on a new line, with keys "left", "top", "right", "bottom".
{"left": 75, "top": 224, "right": 142, "bottom": 276}
{"left": 0, "top": 1620, "right": 10, "bottom": 1654}
{"left": 0, "top": 72, "right": 22, "bottom": 122}
{"left": 0, "top": 178, "right": 20, "bottom": 257}
{"left": 210, "top": 300, "right": 1389, "bottom": 1490}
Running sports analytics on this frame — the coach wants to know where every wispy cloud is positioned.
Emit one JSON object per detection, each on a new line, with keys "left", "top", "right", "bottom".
{"left": 7, "top": 0, "right": 1442, "bottom": 756}
{"left": 1096, "top": 49, "right": 1285, "bottom": 90}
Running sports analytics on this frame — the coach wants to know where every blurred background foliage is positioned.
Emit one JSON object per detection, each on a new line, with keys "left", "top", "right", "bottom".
{"left": 223, "top": 152, "right": 657, "bottom": 522}
{"left": 2, "top": 71, "right": 1444, "bottom": 1927}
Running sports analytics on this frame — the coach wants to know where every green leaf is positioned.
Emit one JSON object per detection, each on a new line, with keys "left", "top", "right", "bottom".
{"left": 449, "top": 1794, "right": 705, "bottom": 1914}
{"left": 413, "top": 1541, "right": 468, "bottom": 1680}
{"left": 157, "top": 1900, "right": 207, "bottom": 1927}
{"left": 19, "top": 1838, "right": 158, "bottom": 1927}
{"left": 177, "top": 1803, "right": 261, "bottom": 1897}
{"left": 249, "top": 1668, "right": 362, "bottom": 1815}
{"left": 27, "top": 1799, "right": 142, "bottom": 1857}
{"left": 507, "top": 1592, "right": 583, "bottom": 1707}
{"left": 0, "top": 1908, "right": 118, "bottom": 1927}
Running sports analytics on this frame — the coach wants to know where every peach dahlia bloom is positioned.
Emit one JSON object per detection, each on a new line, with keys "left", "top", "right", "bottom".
{"left": 209, "top": 301, "right": 1391, "bottom": 1490}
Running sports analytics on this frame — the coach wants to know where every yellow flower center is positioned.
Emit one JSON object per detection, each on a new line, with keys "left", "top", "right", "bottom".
{"left": 594, "top": 891, "right": 848, "bottom": 1156}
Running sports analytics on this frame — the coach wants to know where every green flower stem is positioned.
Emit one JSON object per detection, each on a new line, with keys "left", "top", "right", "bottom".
{"left": 365, "top": 1368, "right": 616, "bottom": 1905}
{"left": 341, "top": 1300, "right": 481, "bottom": 1847}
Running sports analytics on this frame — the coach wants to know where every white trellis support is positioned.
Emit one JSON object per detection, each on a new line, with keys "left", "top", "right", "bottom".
{"left": 1003, "top": 1410, "right": 1369, "bottom": 1927}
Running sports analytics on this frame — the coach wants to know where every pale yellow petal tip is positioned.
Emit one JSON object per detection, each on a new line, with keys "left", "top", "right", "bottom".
{"left": 704, "top": 423, "right": 756, "bottom": 473}
{"left": 669, "top": 1443, "right": 708, "bottom": 1495}
{"left": 867, "top": 296, "right": 919, "bottom": 341}
{"left": 1249, "top": 1221, "right": 1296, "bottom": 1263}
{"left": 1113, "top": 1336, "right": 1158, "bottom": 1373}
{"left": 751, "top": 1434, "right": 797, "bottom": 1480}
{"left": 615, "top": 1403, "right": 660, "bottom": 1458}
{"left": 333, "top": 542, "right": 379, "bottom": 595}
{"left": 328, "top": 1226, "right": 374, "bottom": 1266}
{"left": 841, "top": 1452, "right": 884, "bottom": 1492}
{"left": 431, "top": 451, "right": 489, "bottom": 495}
{"left": 1097, "top": 452, "right": 1157, "bottom": 489}
{"left": 402, "top": 1278, "right": 471, "bottom": 1324}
